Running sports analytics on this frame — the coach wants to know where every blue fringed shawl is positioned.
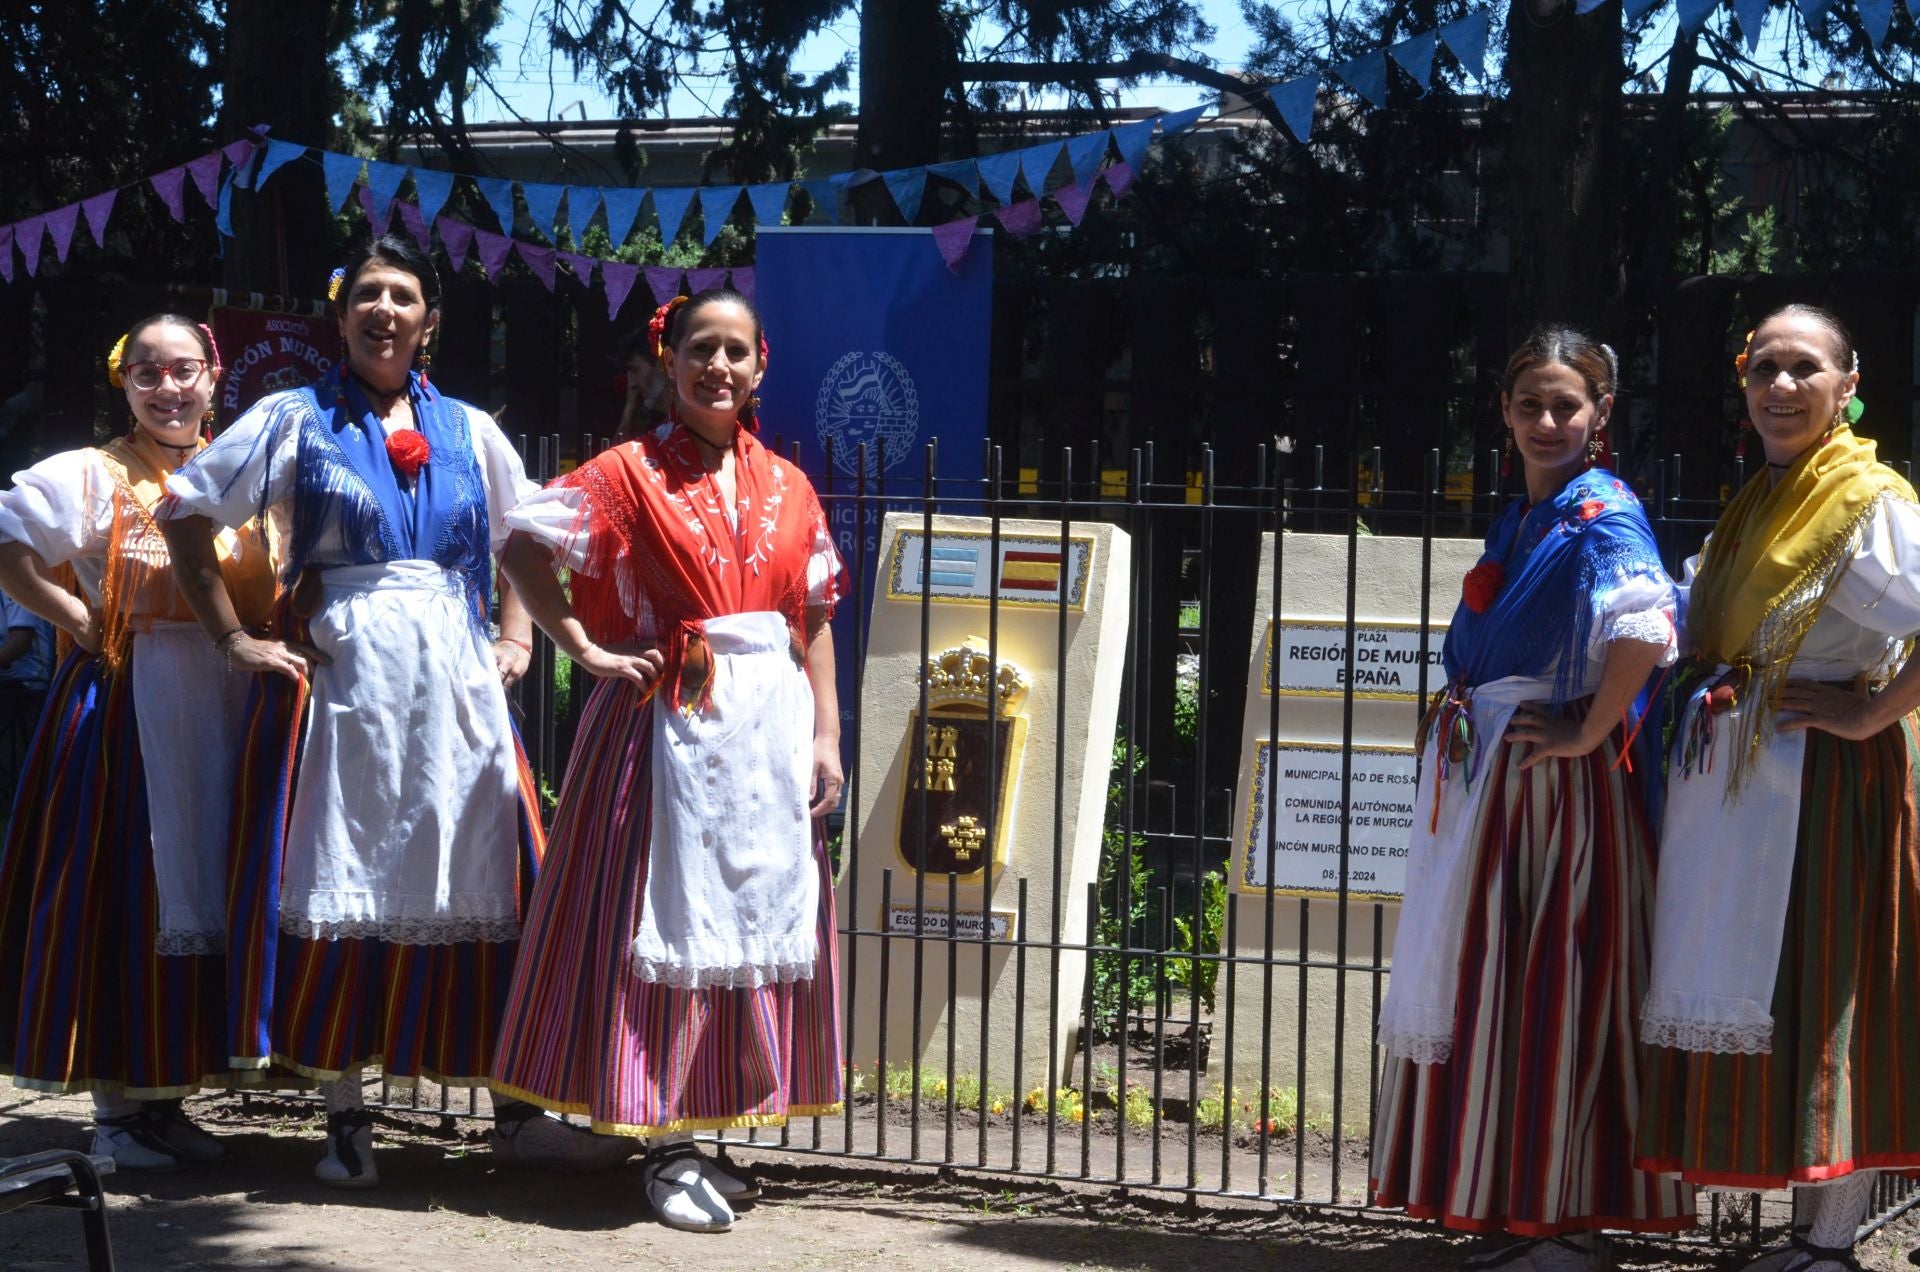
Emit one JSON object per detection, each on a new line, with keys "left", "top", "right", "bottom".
{"left": 1442, "top": 469, "right": 1667, "bottom": 705}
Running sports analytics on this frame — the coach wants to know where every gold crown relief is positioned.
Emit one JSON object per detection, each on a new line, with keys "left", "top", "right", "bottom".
{"left": 921, "top": 642, "right": 1029, "bottom": 715}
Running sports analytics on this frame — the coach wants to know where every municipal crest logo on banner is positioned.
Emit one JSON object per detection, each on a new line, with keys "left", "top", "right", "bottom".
{"left": 815, "top": 351, "right": 920, "bottom": 476}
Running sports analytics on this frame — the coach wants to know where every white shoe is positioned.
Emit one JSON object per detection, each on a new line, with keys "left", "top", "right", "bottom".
{"left": 644, "top": 1145, "right": 733, "bottom": 1233}
{"left": 92, "top": 1112, "right": 184, "bottom": 1172}
{"left": 142, "top": 1100, "right": 228, "bottom": 1163}
{"left": 314, "top": 1110, "right": 378, "bottom": 1189}
{"left": 697, "top": 1151, "right": 760, "bottom": 1203}
{"left": 489, "top": 1105, "right": 637, "bottom": 1173}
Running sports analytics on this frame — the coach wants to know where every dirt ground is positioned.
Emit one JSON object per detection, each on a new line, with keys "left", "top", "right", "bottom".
{"left": 4, "top": 1088, "right": 1918, "bottom": 1272}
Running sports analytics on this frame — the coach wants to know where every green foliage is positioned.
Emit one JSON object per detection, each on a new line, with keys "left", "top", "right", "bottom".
{"left": 1163, "top": 868, "right": 1226, "bottom": 1014}
{"left": 1090, "top": 739, "right": 1153, "bottom": 1032}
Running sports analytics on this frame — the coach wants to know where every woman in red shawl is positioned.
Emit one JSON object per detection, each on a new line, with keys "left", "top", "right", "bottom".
{"left": 491, "top": 289, "right": 843, "bottom": 1233}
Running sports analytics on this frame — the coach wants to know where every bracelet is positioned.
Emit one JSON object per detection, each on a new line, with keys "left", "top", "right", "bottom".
{"left": 213, "top": 627, "right": 244, "bottom": 650}
{"left": 497, "top": 636, "right": 532, "bottom": 655}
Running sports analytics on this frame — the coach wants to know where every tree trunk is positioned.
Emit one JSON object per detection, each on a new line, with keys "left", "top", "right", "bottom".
{"left": 857, "top": 0, "right": 951, "bottom": 181}
{"left": 219, "top": 0, "right": 340, "bottom": 296}
{"left": 1503, "top": 0, "right": 1625, "bottom": 338}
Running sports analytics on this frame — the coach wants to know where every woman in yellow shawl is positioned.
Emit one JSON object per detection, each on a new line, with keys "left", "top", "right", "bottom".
{"left": 1638, "top": 305, "right": 1920, "bottom": 1272}
{"left": 0, "top": 315, "right": 275, "bottom": 1170}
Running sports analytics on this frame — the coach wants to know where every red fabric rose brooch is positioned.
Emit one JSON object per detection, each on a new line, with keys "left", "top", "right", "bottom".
{"left": 386, "top": 430, "right": 431, "bottom": 481}
{"left": 1577, "top": 499, "right": 1605, "bottom": 521}
{"left": 1462, "top": 560, "right": 1504, "bottom": 613}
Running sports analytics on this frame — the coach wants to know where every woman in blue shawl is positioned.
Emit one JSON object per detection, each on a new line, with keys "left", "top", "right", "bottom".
{"left": 1369, "top": 328, "right": 1694, "bottom": 1268}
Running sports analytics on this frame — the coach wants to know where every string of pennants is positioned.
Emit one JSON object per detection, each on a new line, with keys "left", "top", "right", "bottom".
{"left": 1581, "top": 0, "right": 1920, "bottom": 49}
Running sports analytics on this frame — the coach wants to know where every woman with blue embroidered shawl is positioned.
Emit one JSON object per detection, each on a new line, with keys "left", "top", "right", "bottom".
{"left": 1637, "top": 306, "right": 1920, "bottom": 1272}
{"left": 1369, "top": 328, "right": 1694, "bottom": 1269}
{"left": 157, "top": 235, "right": 627, "bottom": 1187}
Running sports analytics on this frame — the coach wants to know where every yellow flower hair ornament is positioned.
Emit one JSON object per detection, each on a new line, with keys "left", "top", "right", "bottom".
{"left": 327, "top": 267, "right": 347, "bottom": 302}
{"left": 105, "top": 332, "right": 129, "bottom": 389}
{"left": 1733, "top": 328, "right": 1754, "bottom": 388}
{"left": 648, "top": 294, "right": 691, "bottom": 369}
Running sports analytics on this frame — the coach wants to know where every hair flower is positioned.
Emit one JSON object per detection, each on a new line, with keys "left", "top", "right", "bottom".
{"left": 105, "top": 332, "right": 129, "bottom": 388}
{"left": 1462, "top": 559, "right": 1504, "bottom": 614}
{"left": 385, "top": 430, "right": 431, "bottom": 481}
{"left": 327, "top": 267, "right": 347, "bottom": 302}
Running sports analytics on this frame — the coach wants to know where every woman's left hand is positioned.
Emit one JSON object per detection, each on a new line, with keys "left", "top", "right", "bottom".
{"left": 1507, "top": 706, "right": 1598, "bottom": 770}
{"left": 1776, "top": 680, "right": 1878, "bottom": 740}
{"left": 493, "top": 637, "right": 532, "bottom": 688}
{"left": 809, "top": 735, "right": 844, "bottom": 819}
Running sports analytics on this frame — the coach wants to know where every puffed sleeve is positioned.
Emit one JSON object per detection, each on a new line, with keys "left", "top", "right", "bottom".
{"left": 465, "top": 405, "right": 539, "bottom": 554}
{"left": 0, "top": 449, "right": 114, "bottom": 567}
{"left": 160, "top": 390, "right": 303, "bottom": 528}
{"left": 503, "top": 483, "right": 591, "bottom": 572}
{"left": 1589, "top": 571, "right": 1679, "bottom": 667}
{"left": 1827, "top": 493, "right": 1920, "bottom": 639}
{"left": 803, "top": 486, "right": 843, "bottom": 612}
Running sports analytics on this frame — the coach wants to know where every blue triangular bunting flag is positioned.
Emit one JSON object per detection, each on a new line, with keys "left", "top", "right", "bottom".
{"left": 1160, "top": 105, "right": 1207, "bottom": 138}
{"left": 521, "top": 182, "right": 566, "bottom": 241}
{"left": 1439, "top": 12, "right": 1492, "bottom": 80}
{"left": 699, "top": 186, "right": 743, "bottom": 245}
{"left": 411, "top": 168, "right": 455, "bottom": 226}
{"left": 927, "top": 159, "right": 981, "bottom": 194}
{"left": 1574, "top": 0, "right": 1608, "bottom": 11}
{"left": 364, "top": 161, "right": 408, "bottom": 219}
{"left": 1798, "top": 0, "right": 1835, "bottom": 33}
{"left": 977, "top": 151, "right": 1022, "bottom": 204}
{"left": 797, "top": 177, "right": 840, "bottom": 222}
{"left": 1676, "top": 0, "right": 1718, "bottom": 30}
{"left": 475, "top": 176, "right": 516, "bottom": 234}
{"left": 1623, "top": 0, "right": 1663, "bottom": 21}
{"left": 322, "top": 153, "right": 363, "bottom": 214}
{"left": 1734, "top": 0, "right": 1770, "bottom": 49}
{"left": 215, "top": 170, "right": 237, "bottom": 239}
{"left": 745, "top": 181, "right": 790, "bottom": 227}
{"left": 1018, "top": 142, "right": 1065, "bottom": 194}
{"left": 1390, "top": 30, "right": 1439, "bottom": 93}
{"left": 1335, "top": 52, "right": 1391, "bottom": 109}
{"left": 1110, "top": 119, "right": 1157, "bottom": 173}
{"left": 1066, "top": 131, "right": 1111, "bottom": 187}
{"left": 255, "top": 140, "right": 305, "bottom": 191}
{"left": 566, "top": 185, "right": 602, "bottom": 233}
{"left": 601, "top": 188, "right": 644, "bottom": 245}
{"left": 883, "top": 167, "right": 927, "bottom": 223}
{"left": 652, "top": 187, "right": 696, "bottom": 242}
{"left": 1857, "top": 0, "right": 1894, "bottom": 42}
{"left": 1269, "top": 76, "right": 1318, "bottom": 143}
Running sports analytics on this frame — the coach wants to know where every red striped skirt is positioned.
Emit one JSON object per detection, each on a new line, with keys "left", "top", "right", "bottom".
{"left": 1371, "top": 712, "right": 1695, "bottom": 1235}
{"left": 491, "top": 675, "right": 842, "bottom": 1137}
{"left": 1637, "top": 717, "right": 1920, "bottom": 1187}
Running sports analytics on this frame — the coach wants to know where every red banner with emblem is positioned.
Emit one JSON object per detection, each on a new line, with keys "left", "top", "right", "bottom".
{"left": 208, "top": 307, "right": 341, "bottom": 428}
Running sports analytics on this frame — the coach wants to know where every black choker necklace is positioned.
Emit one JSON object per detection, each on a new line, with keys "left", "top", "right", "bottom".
{"left": 1766, "top": 459, "right": 1795, "bottom": 469}
{"left": 348, "top": 370, "right": 408, "bottom": 407}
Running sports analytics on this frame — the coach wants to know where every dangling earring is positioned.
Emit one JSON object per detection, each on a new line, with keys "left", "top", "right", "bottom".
{"left": 1585, "top": 435, "right": 1603, "bottom": 466}
{"left": 1500, "top": 430, "right": 1514, "bottom": 478}
{"left": 1735, "top": 417, "right": 1752, "bottom": 460}
{"left": 201, "top": 406, "right": 215, "bottom": 443}
{"left": 749, "top": 394, "right": 762, "bottom": 410}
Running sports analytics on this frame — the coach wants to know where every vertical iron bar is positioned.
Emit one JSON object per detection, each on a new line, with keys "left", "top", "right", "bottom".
{"left": 1045, "top": 445, "right": 1072, "bottom": 1173}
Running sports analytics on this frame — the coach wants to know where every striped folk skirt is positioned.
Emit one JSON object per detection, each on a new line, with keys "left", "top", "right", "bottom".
{"left": 0, "top": 651, "right": 231, "bottom": 1098}
{"left": 224, "top": 656, "right": 545, "bottom": 1085}
{"left": 491, "top": 675, "right": 843, "bottom": 1138}
{"left": 1371, "top": 719, "right": 1695, "bottom": 1236}
{"left": 1637, "top": 718, "right": 1920, "bottom": 1187}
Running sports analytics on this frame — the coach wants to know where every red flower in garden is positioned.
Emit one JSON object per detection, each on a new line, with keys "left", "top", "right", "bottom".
{"left": 386, "top": 430, "right": 431, "bottom": 481}
{"left": 1577, "top": 499, "right": 1606, "bottom": 521}
{"left": 1462, "top": 560, "right": 1504, "bottom": 614}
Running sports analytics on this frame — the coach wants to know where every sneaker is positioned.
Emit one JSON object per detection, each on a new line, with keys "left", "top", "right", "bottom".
{"left": 92, "top": 1112, "right": 184, "bottom": 1172}
{"left": 643, "top": 1144, "right": 733, "bottom": 1233}
{"left": 314, "top": 1109, "right": 378, "bottom": 1189}
{"left": 142, "top": 1100, "right": 228, "bottom": 1163}
{"left": 698, "top": 1151, "right": 760, "bottom": 1203}
{"left": 489, "top": 1104, "right": 636, "bottom": 1173}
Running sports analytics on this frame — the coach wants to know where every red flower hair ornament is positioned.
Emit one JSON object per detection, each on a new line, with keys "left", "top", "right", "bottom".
{"left": 1462, "top": 560, "right": 1504, "bottom": 614}
{"left": 386, "top": 430, "right": 431, "bottom": 481}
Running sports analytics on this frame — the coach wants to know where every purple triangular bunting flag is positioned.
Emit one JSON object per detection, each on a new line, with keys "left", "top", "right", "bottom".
{"left": 644, "top": 266, "right": 684, "bottom": 306}
{"left": 1269, "top": 76, "right": 1318, "bottom": 144}
{"left": 994, "top": 198, "right": 1043, "bottom": 239}
{"left": 1052, "top": 181, "right": 1093, "bottom": 227}
{"left": 559, "top": 251, "right": 595, "bottom": 285}
{"left": 16, "top": 216, "right": 46, "bottom": 276}
{"left": 0, "top": 227, "right": 12, "bottom": 285}
{"left": 396, "top": 199, "right": 431, "bottom": 254}
{"left": 1102, "top": 161, "right": 1138, "bottom": 199}
{"left": 436, "top": 216, "right": 474, "bottom": 273}
{"left": 687, "top": 267, "right": 727, "bottom": 294}
{"left": 224, "top": 135, "right": 259, "bottom": 167}
{"left": 932, "top": 216, "right": 978, "bottom": 272}
{"left": 81, "top": 191, "right": 116, "bottom": 248}
{"left": 45, "top": 204, "right": 80, "bottom": 264}
{"left": 602, "top": 261, "right": 640, "bottom": 320}
{"left": 516, "top": 241, "right": 557, "bottom": 290}
{"left": 151, "top": 167, "right": 189, "bottom": 222}
{"left": 728, "top": 267, "right": 754, "bottom": 304}
{"left": 473, "top": 228, "right": 512, "bottom": 279}
{"left": 357, "top": 184, "right": 394, "bottom": 234}
{"left": 187, "top": 152, "right": 225, "bottom": 209}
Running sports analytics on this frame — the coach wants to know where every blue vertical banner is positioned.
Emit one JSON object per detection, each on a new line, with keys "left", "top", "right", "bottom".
{"left": 754, "top": 226, "right": 993, "bottom": 734}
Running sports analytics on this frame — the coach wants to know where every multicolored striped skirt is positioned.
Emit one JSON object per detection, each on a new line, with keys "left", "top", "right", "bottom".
{"left": 491, "top": 675, "right": 843, "bottom": 1137}
{"left": 1637, "top": 717, "right": 1920, "bottom": 1187}
{"left": 225, "top": 645, "right": 544, "bottom": 1085}
{"left": 0, "top": 650, "right": 233, "bottom": 1098}
{"left": 1371, "top": 716, "right": 1695, "bottom": 1235}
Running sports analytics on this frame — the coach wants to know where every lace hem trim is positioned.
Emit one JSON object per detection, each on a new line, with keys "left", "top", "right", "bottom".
{"left": 1640, "top": 1014, "right": 1775, "bottom": 1055}
{"left": 154, "top": 929, "right": 223, "bottom": 957}
{"left": 1377, "top": 1005, "right": 1456, "bottom": 1066}
{"left": 629, "top": 953, "right": 819, "bottom": 991}
{"left": 1605, "top": 608, "right": 1677, "bottom": 648}
{"left": 279, "top": 914, "right": 521, "bottom": 945}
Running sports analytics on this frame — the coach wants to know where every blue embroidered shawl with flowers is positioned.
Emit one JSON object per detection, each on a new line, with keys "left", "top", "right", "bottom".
{"left": 1442, "top": 468, "right": 1667, "bottom": 705}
